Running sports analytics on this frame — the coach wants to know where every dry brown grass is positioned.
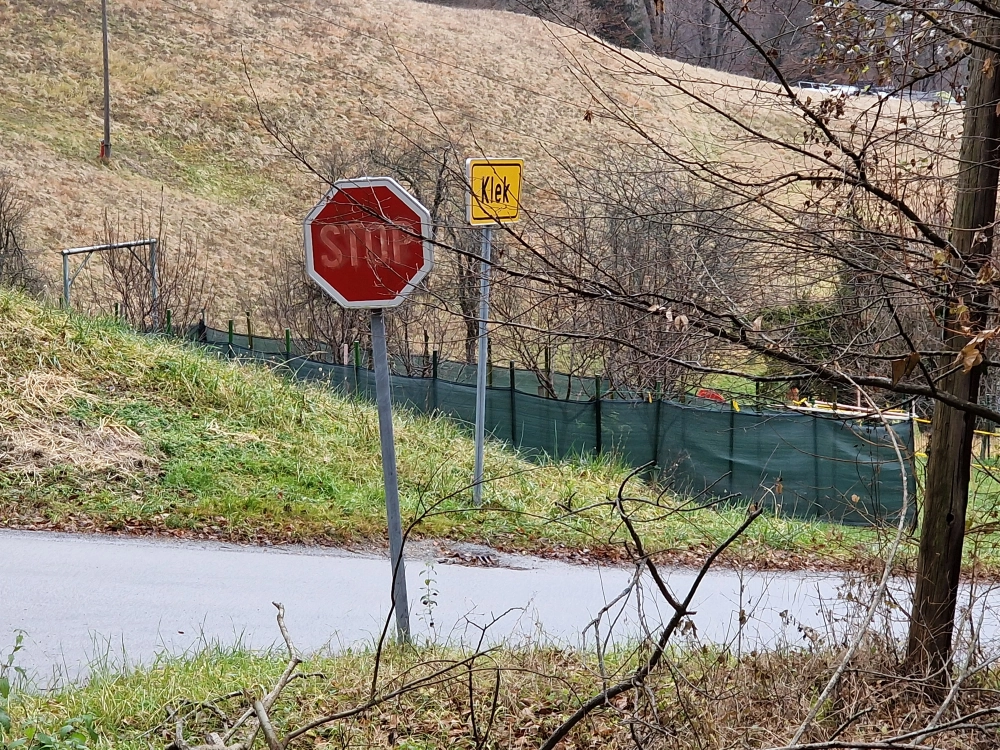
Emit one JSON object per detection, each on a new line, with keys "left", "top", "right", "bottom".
{"left": 11, "top": 637, "right": 1000, "bottom": 750}
{"left": 0, "top": 0, "right": 954, "bottom": 317}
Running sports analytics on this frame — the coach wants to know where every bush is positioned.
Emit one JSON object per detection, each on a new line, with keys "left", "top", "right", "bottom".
{"left": 0, "top": 170, "right": 36, "bottom": 291}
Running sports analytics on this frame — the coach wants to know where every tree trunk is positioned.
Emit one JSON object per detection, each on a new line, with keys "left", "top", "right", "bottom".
{"left": 906, "top": 14, "right": 1000, "bottom": 679}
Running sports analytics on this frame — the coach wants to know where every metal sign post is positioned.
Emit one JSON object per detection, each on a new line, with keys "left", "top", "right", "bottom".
{"left": 467, "top": 158, "right": 523, "bottom": 507}
{"left": 371, "top": 308, "right": 410, "bottom": 641}
{"left": 303, "top": 176, "right": 434, "bottom": 642}
{"left": 473, "top": 227, "right": 492, "bottom": 507}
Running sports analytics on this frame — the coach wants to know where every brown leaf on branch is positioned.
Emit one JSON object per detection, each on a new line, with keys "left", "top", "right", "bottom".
{"left": 959, "top": 343, "right": 983, "bottom": 373}
{"left": 890, "top": 352, "right": 921, "bottom": 386}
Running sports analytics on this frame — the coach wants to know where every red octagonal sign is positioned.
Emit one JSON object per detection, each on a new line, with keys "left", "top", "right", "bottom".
{"left": 304, "top": 177, "right": 433, "bottom": 308}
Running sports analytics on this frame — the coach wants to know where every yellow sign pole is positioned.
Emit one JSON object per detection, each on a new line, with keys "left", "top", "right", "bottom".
{"left": 467, "top": 158, "right": 523, "bottom": 506}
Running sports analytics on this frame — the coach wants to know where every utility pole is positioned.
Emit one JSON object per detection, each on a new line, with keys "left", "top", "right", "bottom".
{"left": 101, "top": 0, "right": 111, "bottom": 161}
{"left": 906, "top": 13, "right": 1000, "bottom": 681}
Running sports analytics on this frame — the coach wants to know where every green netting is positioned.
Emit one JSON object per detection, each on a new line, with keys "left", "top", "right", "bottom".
{"left": 189, "top": 329, "right": 915, "bottom": 526}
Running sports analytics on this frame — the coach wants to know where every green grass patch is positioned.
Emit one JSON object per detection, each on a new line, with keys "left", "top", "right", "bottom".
{"left": 0, "top": 288, "right": 941, "bottom": 571}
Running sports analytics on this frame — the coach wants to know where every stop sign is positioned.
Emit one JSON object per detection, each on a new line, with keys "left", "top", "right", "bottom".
{"left": 303, "top": 177, "right": 433, "bottom": 308}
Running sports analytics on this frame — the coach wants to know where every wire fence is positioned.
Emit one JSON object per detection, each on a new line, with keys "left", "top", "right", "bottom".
{"left": 174, "top": 320, "right": 916, "bottom": 527}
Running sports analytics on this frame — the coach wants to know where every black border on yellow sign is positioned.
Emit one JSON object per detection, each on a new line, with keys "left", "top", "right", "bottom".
{"left": 466, "top": 158, "right": 523, "bottom": 225}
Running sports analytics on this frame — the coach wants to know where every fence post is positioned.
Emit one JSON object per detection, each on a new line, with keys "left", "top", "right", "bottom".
{"left": 227, "top": 319, "right": 234, "bottom": 359}
{"left": 245, "top": 311, "right": 253, "bottom": 352}
{"left": 198, "top": 309, "right": 207, "bottom": 342}
{"left": 813, "top": 415, "right": 821, "bottom": 507}
{"left": 595, "top": 374, "right": 603, "bottom": 456}
{"left": 165, "top": 309, "right": 172, "bottom": 336}
{"left": 509, "top": 361, "right": 517, "bottom": 445}
{"left": 429, "top": 350, "right": 438, "bottom": 413}
{"left": 652, "top": 380, "right": 662, "bottom": 472}
{"left": 284, "top": 328, "right": 292, "bottom": 364}
{"left": 728, "top": 403, "right": 736, "bottom": 495}
{"left": 545, "top": 346, "right": 552, "bottom": 397}
{"left": 353, "top": 341, "right": 361, "bottom": 396}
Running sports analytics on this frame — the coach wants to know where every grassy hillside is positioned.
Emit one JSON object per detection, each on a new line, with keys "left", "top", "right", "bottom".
{"left": 0, "top": 289, "right": 900, "bottom": 567}
{"left": 0, "top": 0, "right": 835, "bottom": 315}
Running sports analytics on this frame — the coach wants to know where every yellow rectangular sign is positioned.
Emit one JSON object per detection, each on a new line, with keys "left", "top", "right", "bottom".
{"left": 466, "top": 158, "right": 523, "bottom": 225}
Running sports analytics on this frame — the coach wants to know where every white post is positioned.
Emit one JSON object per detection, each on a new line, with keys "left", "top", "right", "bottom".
{"left": 371, "top": 309, "right": 411, "bottom": 641}
{"left": 473, "top": 227, "right": 492, "bottom": 507}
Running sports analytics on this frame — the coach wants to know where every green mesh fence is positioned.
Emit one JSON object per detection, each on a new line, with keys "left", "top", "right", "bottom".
{"left": 189, "top": 326, "right": 915, "bottom": 526}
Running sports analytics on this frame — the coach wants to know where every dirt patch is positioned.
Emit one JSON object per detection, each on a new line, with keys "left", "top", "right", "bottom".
{"left": 0, "top": 415, "right": 155, "bottom": 475}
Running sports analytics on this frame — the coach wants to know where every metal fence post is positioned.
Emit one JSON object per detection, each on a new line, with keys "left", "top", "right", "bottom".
{"left": 652, "top": 380, "right": 662, "bottom": 472}
{"left": 509, "top": 361, "right": 517, "bottom": 445}
{"left": 813, "top": 415, "right": 821, "bottom": 506}
{"left": 62, "top": 253, "right": 70, "bottom": 309}
{"left": 353, "top": 341, "right": 361, "bottom": 395}
{"left": 246, "top": 311, "right": 253, "bottom": 352}
{"left": 595, "top": 375, "right": 603, "bottom": 456}
{"left": 165, "top": 309, "right": 172, "bottom": 336}
{"left": 285, "top": 328, "right": 292, "bottom": 364}
{"left": 431, "top": 350, "right": 439, "bottom": 413}
{"left": 728, "top": 404, "right": 736, "bottom": 495}
{"left": 227, "top": 319, "right": 234, "bottom": 359}
{"left": 149, "top": 239, "right": 159, "bottom": 331}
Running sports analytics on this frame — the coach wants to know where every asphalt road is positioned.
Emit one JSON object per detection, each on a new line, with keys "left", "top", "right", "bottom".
{"left": 2, "top": 529, "right": 991, "bottom": 685}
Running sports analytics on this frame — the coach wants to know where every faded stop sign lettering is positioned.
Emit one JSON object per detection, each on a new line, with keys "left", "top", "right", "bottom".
{"left": 304, "top": 178, "right": 434, "bottom": 308}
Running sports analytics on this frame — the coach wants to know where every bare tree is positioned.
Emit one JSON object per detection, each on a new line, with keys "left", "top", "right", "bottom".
{"left": 0, "top": 169, "right": 37, "bottom": 291}
{"left": 82, "top": 203, "right": 215, "bottom": 332}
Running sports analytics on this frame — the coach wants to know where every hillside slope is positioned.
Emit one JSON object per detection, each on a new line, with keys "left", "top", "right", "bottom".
{"left": 0, "top": 291, "right": 902, "bottom": 568}
{"left": 0, "top": 0, "right": 815, "bottom": 315}
{"left": 0, "top": 288, "right": 634, "bottom": 549}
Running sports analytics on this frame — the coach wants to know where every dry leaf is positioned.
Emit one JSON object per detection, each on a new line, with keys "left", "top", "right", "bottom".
{"left": 890, "top": 351, "right": 920, "bottom": 386}
{"left": 977, "top": 262, "right": 999, "bottom": 284}
{"left": 958, "top": 341, "right": 984, "bottom": 373}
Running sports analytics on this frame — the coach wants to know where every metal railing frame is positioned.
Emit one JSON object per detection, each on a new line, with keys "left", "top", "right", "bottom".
{"left": 61, "top": 239, "right": 159, "bottom": 324}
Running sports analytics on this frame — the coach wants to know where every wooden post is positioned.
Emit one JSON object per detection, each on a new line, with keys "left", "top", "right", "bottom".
{"left": 907, "top": 14, "right": 1000, "bottom": 679}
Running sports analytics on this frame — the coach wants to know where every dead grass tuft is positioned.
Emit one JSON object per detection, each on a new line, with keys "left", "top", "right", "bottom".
{"left": 0, "top": 414, "right": 153, "bottom": 476}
